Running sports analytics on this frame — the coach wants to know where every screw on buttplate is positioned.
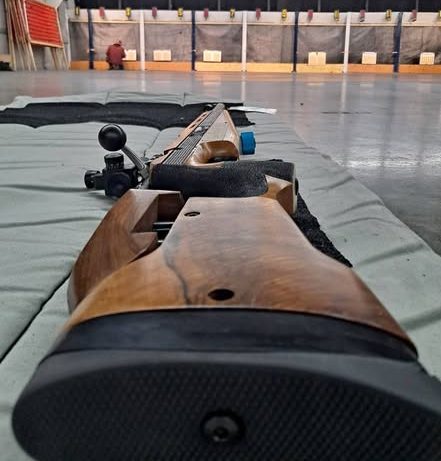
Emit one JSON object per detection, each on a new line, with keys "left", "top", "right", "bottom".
{"left": 208, "top": 289, "right": 234, "bottom": 301}
{"left": 201, "top": 412, "right": 244, "bottom": 445}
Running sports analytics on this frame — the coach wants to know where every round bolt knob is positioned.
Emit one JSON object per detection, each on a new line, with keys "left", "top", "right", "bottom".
{"left": 98, "top": 124, "right": 127, "bottom": 152}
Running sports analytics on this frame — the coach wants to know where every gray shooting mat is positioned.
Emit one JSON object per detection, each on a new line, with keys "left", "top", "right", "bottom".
{"left": 349, "top": 25, "right": 395, "bottom": 64}
{"left": 70, "top": 22, "right": 141, "bottom": 61}
{"left": 400, "top": 26, "right": 441, "bottom": 64}
{"left": 0, "top": 91, "right": 440, "bottom": 460}
{"left": 196, "top": 24, "right": 242, "bottom": 63}
{"left": 144, "top": 24, "right": 192, "bottom": 62}
{"left": 297, "top": 25, "right": 346, "bottom": 64}
{"left": 247, "top": 24, "right": 294, "bottom": 63}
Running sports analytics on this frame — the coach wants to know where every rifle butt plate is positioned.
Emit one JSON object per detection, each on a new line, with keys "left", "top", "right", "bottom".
{"left": 13, "top": 310, "right": 441, "bottom": 461}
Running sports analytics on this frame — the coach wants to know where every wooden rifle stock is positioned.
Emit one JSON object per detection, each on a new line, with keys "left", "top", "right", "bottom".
{"left": 12, "top": 106, "right": 441, "bottom": 461}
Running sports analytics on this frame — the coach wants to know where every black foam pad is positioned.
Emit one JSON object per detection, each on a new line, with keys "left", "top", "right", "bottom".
{"left": 149, "top": 160, "right": 294, "bottom": 199}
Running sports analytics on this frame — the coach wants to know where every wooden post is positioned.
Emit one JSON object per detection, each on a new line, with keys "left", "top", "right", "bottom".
{"left": 5, "top": 0, "right": 17, "bottom": 70}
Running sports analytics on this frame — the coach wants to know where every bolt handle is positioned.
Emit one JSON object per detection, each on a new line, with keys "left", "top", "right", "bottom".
{"left": 98, "top": 124, "right": 127, "bottom": 152}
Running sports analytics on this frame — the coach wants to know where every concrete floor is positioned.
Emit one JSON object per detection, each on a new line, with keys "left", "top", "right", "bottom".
{"left": 1, "top": 71, "right": 440, "bottom": 254}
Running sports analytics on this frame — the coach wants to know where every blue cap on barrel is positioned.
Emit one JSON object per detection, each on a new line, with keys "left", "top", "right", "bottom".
{"left": 240, "top": 131, "right": 256, "bottom": 155}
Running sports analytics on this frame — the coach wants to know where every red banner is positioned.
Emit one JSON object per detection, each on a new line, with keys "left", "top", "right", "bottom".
{"left": 25, "top": 0, "right": 62, "bottom": 47}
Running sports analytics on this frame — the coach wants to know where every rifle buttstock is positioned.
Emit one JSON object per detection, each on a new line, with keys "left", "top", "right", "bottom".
{"left": 67, "top": 191, "right": 410, "bottom": 348}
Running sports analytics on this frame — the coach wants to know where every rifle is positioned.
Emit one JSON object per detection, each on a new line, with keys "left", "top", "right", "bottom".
{"left": 13, "top": 105, "right": 441, "bottom": 461}
{"left": 83, "top": 103, "right": 294, "bottom": 219}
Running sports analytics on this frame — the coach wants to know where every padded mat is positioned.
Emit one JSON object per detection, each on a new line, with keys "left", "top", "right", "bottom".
{"left": 0, "top": 102, "right": 253, "bottom": 129}
{"left": 1, "top": 92, "right": 441, "bottom": 461}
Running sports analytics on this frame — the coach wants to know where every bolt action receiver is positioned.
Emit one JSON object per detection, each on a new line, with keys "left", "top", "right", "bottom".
{"left": 84, "top": 124, "right": 149, "bottom": 198}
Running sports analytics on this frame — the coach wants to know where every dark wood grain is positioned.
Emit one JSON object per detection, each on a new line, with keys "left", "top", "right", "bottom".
{"left": 67, "top": 190, "right": 184, "bottom": 310}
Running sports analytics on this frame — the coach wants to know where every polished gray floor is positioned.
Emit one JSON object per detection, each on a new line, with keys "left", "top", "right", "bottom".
{"left": 1, "top": 71, "right": 440, "bottom": 254}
